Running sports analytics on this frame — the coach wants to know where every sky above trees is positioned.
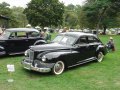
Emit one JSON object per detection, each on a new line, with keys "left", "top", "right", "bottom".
{"left": 0, "top": 0, "right": 86, "bottom": 7}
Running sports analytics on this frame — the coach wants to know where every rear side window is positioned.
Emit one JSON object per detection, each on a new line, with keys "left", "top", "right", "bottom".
{"left": 27, "top": 32, "right": 40, "bottom": 38}
{"left": 17, "top": 32, "right": 27, "bottom": 38}
{"left": 77, "top": 36, "right": 88, "bottom": 44}
{"left": 88, "top": 36, "right": 100, "bottom": 43}
{"left": 9, "top": 32, "right": 27, "bottom": 39}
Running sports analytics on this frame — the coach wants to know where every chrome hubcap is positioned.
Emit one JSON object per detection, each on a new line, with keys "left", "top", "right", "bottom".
{"left": 54, "top": 61, "right": 64, "bottom": 75}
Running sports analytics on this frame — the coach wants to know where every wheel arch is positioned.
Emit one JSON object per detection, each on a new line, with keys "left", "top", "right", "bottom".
{"left": 34, "top": 40, "right": 47, "bottom": 45}
{"left": 44, "top": 51, "right": 71, "bottom": 68}
{"left": 96, "top": 45, "right": 106, "bottom": 56}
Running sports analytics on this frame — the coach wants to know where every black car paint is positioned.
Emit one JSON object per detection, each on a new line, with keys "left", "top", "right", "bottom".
{"left": 22, "top": 32, "right": 107, "bottom": 73}
{"left": 0, "top": 28, "right": 44, "bottom": 55}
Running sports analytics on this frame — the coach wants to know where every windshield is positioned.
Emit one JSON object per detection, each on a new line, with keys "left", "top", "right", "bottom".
{"left": 52, "top": 35, "right": 76, "bottom": 45}
{"left": 0, "top": 31, "right": 11, "bottom": 38}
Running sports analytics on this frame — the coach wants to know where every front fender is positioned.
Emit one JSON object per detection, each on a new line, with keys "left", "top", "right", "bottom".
{"left": 45, "top": 51, "right": 71, "bottom": 60}
{"left": 37, "top": 50, "right": 71, "bottom": 63}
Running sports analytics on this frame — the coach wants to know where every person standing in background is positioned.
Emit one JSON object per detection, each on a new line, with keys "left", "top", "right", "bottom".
{"left": 107, "top": 37, "right": 115, "bottom": 51}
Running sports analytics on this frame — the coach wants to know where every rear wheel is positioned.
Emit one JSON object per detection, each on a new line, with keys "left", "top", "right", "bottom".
{"left": 52, "top": 61, "right": 65, "bottom": 75}
{"left": 97, "top": 52, "right": 104, "bottom": 62}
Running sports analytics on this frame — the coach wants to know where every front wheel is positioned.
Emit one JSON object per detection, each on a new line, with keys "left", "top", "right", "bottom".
{"left": 97, "top": 52, "right": 104, "bottom": 62}
{"left": 52, "top": 61, "right": 65, "bottom": 75}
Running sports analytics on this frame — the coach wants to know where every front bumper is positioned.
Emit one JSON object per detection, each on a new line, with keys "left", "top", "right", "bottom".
{"left": 22, "top": 59, "right": 54, "bottom": 73}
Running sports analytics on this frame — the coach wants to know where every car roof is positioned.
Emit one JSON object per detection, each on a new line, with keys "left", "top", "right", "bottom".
{"left": 60, "top": 32, "right": 97, "bottom": 38}
{"left": 6, "top": 28, "right": 39, "bottom": 32}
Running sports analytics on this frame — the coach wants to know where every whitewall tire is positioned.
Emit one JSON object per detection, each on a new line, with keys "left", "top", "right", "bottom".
{"left": 97, "top": 52, "right": 104, "bottom": 62}
{"left": 52, "top": 61, "right": 65, "bottom": 75}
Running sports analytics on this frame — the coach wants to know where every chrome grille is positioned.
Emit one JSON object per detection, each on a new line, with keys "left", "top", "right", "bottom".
{"left": 29, "top": 50, "right": 34, "bottom": 61}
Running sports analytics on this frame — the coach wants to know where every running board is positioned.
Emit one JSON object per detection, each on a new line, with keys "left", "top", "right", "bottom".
{"left": 68, "top": 57, "right": 97, "bottom": 68}
{"left": 9, "top": 52, "right": 24, "bottom": 55}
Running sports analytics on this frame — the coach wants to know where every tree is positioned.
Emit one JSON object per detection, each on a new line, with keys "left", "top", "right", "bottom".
{"left": 24, "top": 0, "right": 64, "bottom": 28}
{"left": 11, "top": 6, "right": 28, "bottom": 27}
{"left": 0, "top": 2, "right": 28, "bottom": 28}
{"left": 0, "top": 2, "right": 11, "bottom": 17}
{"left": 82, "top": 0, "right": 120, "bottom": 34}
{"left": 63, "top": 4, "right": 81, "bottom": 29}
{"left": 0, "top": 2, "right": 11, "bottom": 28}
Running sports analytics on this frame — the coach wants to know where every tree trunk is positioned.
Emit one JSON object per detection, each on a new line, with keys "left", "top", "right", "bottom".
{"left": 103, "top": 25, "right": 107, "bottom": 35}
{"left": 96, "top": 23, "right": 99, "bottom": 36}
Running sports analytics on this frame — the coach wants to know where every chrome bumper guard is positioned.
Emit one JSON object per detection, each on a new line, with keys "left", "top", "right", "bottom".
{"left": 22, "top": 61, "right": 51, "bottom": 73}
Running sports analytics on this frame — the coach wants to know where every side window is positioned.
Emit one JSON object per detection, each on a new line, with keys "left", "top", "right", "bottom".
{"left": 27, "top": 32, "right": 40, "bottom": 38}
{"left": 88, "top": 36, "right": 100, "bottom": 43}
{"left": 9, "top": 32, "right": 28, "bottom": 39}
{"left": 17, "top": 32, "right": 27, "bottom": 39}
{"left": 88, "top": 36, "right": 94, "bottom": 43}
{"left": 77, "top": 36, "right": 88, "bottom": 44}
{"left": 9, "top": 32, "right": 17, "bottom": 39}
{"left": 94, "top": 37, "right": 100, "bottom": 42}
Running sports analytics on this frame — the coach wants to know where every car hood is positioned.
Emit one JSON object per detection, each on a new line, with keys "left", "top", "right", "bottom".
{"left": 30, "top": 43, "right": 72, "bottom": 51}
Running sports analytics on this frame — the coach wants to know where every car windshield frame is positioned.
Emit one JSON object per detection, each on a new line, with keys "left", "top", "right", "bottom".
{"left": 0, "top": 30, "right": 11, "bottom": 39}
{"left": 52, "top": 35, "right": 77, "bottom": 46}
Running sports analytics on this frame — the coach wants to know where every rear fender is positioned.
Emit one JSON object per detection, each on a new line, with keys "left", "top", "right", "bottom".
{"left": 34, "top": 40, "right": 47, "bottom": 45}
{"left": 96, "top": 44, "right": 107, "bottom": 55}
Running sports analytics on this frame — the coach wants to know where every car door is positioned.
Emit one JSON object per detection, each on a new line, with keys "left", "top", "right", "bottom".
{"left": 87, "top": 36, "right": 101, "bottom": 57}
{"left": 72, "top": 36, "right": 90, "bottom": 64}
{"left": 7, "top": 32, "right": 28, "bottom": 54}
{"left": 27, "top": 31, "right": 42, "bottom": 46}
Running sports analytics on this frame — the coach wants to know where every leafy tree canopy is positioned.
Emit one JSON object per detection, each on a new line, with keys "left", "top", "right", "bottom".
{"left": 24, "top": 0, "right": 64, "bottom": 27}
{"left": 0, "top": 2, "right": 28, "bottom": 28}
{"left": 0, "top": 2, "right": 11, "bottom": 16}
{"left": 81, "top": 0, "right": 120, "bottom": 33}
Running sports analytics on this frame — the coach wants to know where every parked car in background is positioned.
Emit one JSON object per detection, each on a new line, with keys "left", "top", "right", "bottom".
{"left": 22, "top": 32, "right": 107, "bottom": 75}
{"left": 0, "top": 28, "right": 44, "bottom": 56}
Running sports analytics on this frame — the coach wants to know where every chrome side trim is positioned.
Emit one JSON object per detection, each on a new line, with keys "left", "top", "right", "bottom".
{"left": 9, "top": 52, "right": 24, "bottom": 55}
{"left": 68, "top": 57, "right": 97, "bottom": 68}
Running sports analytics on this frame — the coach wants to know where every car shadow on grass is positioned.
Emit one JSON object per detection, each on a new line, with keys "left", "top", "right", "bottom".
{"left": 22, "top": 68, "right": 53, "bottom": 78}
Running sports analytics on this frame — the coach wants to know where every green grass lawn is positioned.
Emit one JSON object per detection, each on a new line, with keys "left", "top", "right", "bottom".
{"left": 0, "top": 34, "right": 120, "bottom": 90}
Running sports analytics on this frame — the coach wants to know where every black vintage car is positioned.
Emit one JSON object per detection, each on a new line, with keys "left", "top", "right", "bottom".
{"left": 22, "top": 32, "right": 107, "bottom": 75}
{"left": 0, "top": 28, "right": 44, "bottom": 55}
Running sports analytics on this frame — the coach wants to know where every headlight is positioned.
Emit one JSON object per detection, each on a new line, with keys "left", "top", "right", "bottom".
{"left": 41, "top": 55, "right": 46, "bottom": 62}
{"left": 24, "top": 50, "right": 28, "bottom": 56}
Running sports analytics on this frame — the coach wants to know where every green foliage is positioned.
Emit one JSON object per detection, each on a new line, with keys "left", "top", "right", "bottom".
{"left": 0, "top": 2, "right": 11, "bottom": 17}
{"left": 0, "top": 2, "right": 28, "bottom": 28}
{"left": 63, "top": 4, "right": 81, "bottom": 29}
{"left": 24, "top": 0, "right": 64, "bottom": 27}
{"left": 10, "top": 6, "right": 28, "bottom": 27}
{"left": 81, "top": 0, "right": 120, "bottom": 31}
